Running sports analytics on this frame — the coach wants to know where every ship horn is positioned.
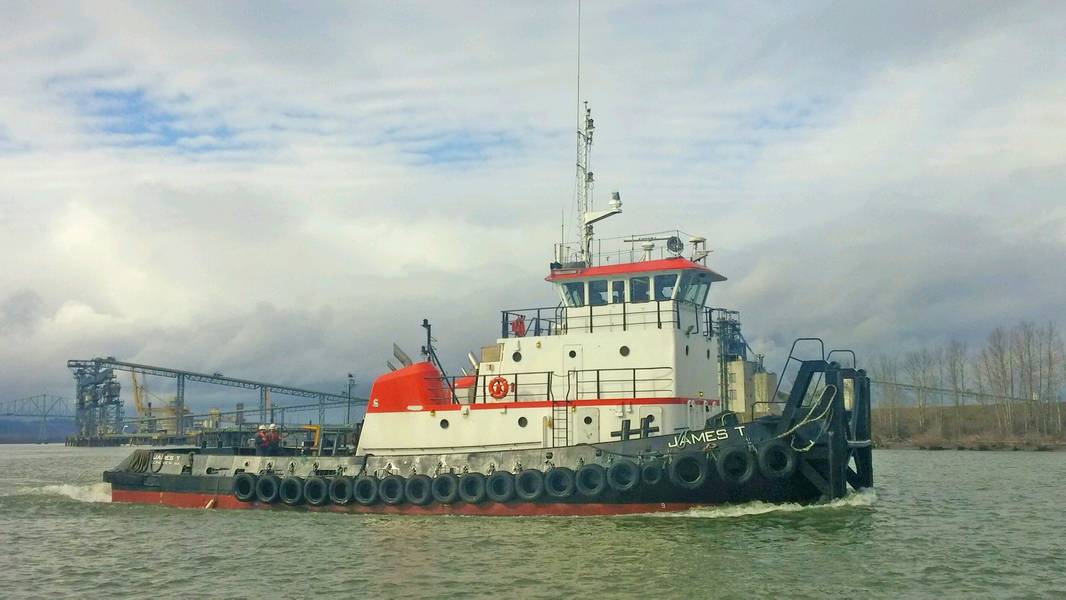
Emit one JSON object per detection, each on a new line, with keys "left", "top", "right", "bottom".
{"left": 386, "top": 360, "right": 398, "bottom": 372}
{"left": 467, "top": 352, "right": 479, "bottom": 370}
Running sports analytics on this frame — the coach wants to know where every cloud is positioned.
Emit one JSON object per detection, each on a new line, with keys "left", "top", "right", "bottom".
{"left": 1, "top": 0, "right": 1063, "bottom": 408}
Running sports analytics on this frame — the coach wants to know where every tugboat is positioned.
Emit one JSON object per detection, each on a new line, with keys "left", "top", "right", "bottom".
{"left": 104, "top": 105, "right": 873, "bottom": 515}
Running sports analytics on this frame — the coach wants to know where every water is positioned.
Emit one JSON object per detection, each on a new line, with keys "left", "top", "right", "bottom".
{"left": 1, "top": 446, "right": 1064, "bottom": 599}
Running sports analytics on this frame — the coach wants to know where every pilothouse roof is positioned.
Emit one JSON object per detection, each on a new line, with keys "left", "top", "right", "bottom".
{"left": 546, "top": 257, "right": 727, "bottom": 282}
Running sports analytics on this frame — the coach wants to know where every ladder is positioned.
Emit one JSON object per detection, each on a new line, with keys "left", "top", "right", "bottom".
{"left": 552, "top": 371, "right": 573, "bottom": 447}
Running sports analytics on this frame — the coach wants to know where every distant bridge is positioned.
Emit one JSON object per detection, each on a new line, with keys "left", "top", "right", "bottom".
{"left": 0, "top": 394, "right": 72, "bottom": 443}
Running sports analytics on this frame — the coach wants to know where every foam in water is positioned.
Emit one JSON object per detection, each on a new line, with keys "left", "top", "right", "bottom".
{"left": 636, "top": 488, "right": 878, "bottom": 519}
{"left": 34, "top": 483, "right": 112, "bottom": 503}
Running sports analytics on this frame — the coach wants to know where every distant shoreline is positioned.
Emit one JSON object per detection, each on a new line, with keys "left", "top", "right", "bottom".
{"left": 875, "top": 440, "right": 1065, "bottom": 452}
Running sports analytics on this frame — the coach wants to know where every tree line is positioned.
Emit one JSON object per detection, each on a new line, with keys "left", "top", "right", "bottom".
{"left": 870, "top": 321, "right": 1064, "bottom": 444}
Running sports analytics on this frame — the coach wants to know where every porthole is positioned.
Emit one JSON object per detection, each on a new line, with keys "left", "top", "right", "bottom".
{"left": 568, "top": 350, "right": 577, "bottom": 358}
{"left": 646, "top": 414, "right": 655, "bottom": 422}
{"left": 518, "top": 417, "right": 528, "bottom": 428}
{"left": 512, "top": 351, "right": 522, "bottom": 362}
{"left": 619, "top": 346, "right": 630, "bottom": 357}
{"left": 583, "top": 416, "right": 593, "bottom": 425}
{"left": 440, "top": 419, "right": 449, "bottom": 429}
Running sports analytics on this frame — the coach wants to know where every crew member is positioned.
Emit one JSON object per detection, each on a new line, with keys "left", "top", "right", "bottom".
{"left": 267, "top": 423, "right": 281, "bottom": 456}
{"left": 254, "top": 425, "right": 268, "bottom": 456}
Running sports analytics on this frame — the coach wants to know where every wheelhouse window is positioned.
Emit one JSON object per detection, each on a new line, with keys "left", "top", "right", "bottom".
{"left": 654, "top": 274, "right": 678, "bottom": 301}
{"left": 563, "top": 282, "right": 585, "bottom": 307}
{"left": 611, "top": 280, "right": 626, "bottom": 304}
{"left": 588, "top": 280, "right": 608, "bottom": 306}
{"left": 629, "top": 277, "right": 649, "bottom": 303}
{"left": 679, "top": 271, "right": 712, "bottom": 306}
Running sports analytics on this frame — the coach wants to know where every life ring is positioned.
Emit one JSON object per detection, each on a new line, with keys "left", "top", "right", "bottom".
{"left": 458, "top": 472, "right": 487, "bottom": 504}
{"left": 544, "top": 467, "right": 576, "bottom": 499}
{"left": 606, "top": 460, "right": 640, "bottom": 493}
{"left": 757, "top": 439, "right": 798, "bottom": 480}
{"left": 405, "top": 475, "right": 433, "bottom": 506}
{"left": 576, "top": 464, "right": 607, "bottom": 498}
{"left": 328, "top": 476, "right": 354, "bottom": 505}
{"left": 303, "top": 477, "right": 330, "bottom": 506}
{"left": 488, "top": 376, "right": 510, "bottom": 400}
{"left": 379, "top": 475, "right": 407, "bottom": 505}
{"left": 232, "top": 473, "right": 257, "bottom": 502}
{"left": 279, "top": 476, "right": 305, "bottom": 505}
{"left": 431, "top": 473, "right": 460, "bottom": 504}
{"left": 255, "top": 474, "right": 281, "bottom": 503}
{"left": 515, "top": 469, "right": 545, "bottom": 501}
{"left": 669, "top": 453, "right": 708, "bottom": 490}
{"left": 486, "top": 471, "right": 516, "bottom": 503}
{"left": 352, "top": 475, "right": 379, "bottom": 505}
{"left": 716, "top": 446, "right": 756, "bottom": 485}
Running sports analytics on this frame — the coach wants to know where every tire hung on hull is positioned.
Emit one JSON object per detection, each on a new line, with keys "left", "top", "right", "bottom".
{"left": 379, "top": 475, "right": 406, "bottom": 505}
{"left": 353, "top": 475, "right": 379, "bottom": 506}
{"left": 329, "top": 477, "right": 354, "bottom": 505}
{"left": 544, "top": 467, "right": 576, "bottom": 499}
{"left": 255, "top": 474, "right": 282, "bottom": 504}
{"left": 458, "top": 473, "right": 487, "bottom": 504}
{"left": 232, "top": 473, "right": 257, "bottom": 502}
{"left": 669, "top": 453, "right": 708, "bottom": 490}
{"left": 757, "top": 439, "right": 798, "bottom": 480}
{"left": 514, "top": 469, "right": 545, "bottom": 501}
{"left": 606, "top": 460, "right": 640, "bottom": 493}
{"left": 431, "top": 473, "right": 460, "bottom": 504}
{"left": 405, "top": 475, "right": 433, "bottom": 506}
{"left": 575, "top": 464, "right": 607, "bottom": 498}
{"left": 716, "top": 446, "right": 757, "bottom": 485}
{"left": 641, "top": 461, "right": 665, "bottom": 486}
{"left": 304, "top": 477, "right": 330, "bottom": 506}
{"left": 280, "top": 476, "right": 305, "bottom": 505}
{"left": 486, "top": 472, "right": 515, "bottom": 503}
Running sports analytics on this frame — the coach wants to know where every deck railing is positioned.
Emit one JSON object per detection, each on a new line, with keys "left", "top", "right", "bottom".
{"left": 435, "top": 366, "right": 675, "bottom": 405}
{"left": 501, "top": 301, "right": 713, "bottom": 339}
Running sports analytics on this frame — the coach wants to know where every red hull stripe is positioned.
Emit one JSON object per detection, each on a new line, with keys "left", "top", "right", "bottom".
{"left": 111, "top": 488, "right": 700, "bottom": 516}
{"left": 368, "top": 396, "right": 719, "bottom": 414}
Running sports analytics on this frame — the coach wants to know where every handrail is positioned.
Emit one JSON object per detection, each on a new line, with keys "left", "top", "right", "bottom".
{"left": 434, "top": 366, "right": 675, "bottom": 404}
{"left": 500, "top": 301, "right": 711, "bottom": 339}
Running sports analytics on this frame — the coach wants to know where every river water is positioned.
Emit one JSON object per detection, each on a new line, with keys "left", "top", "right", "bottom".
{"left": 1, "top": 445, "right": 1063, "bottom": 599}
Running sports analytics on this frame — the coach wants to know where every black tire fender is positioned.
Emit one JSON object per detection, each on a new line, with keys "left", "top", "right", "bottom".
{"left": 669, "top": 453, "right": 708, "bottom": 490}
{"left": 486, "top": 471, "right": 516, "bottom": 503}
{"left": 458, "top": 472, "right": 487, "bottom": 504}
{"left": 352, "top": 475, "right": 379, "bottom": 506}
{"left": 641, "top": 461, "right": 664, "bottom": 486}
{"left": 304, "top": 477, "right": 330, "bottom": 506}
{"left": 575, "top": 464, "right": 607, "bottom": 498}
{"left": 716, "top": 446, "right": 757, "bottom": 485}
{"left": 544, "top": 467, "right": 576, "bottom": 499}
{"left": 606, "top": 460, "right": 640, "bottom": 493}
{"left": 379, "top": 475, "right": 407, "bottom": 505}
{"left": 329, "top": 476, "right": 354, "bottom": 505}
{"left": 405, "top": 475, "right": 433, "bottom": 506}
{"left": 757, "top": 439, "right": 798, "bottom": 480}
{"left": 279, "top": 476, "right": 305, "bottom": 506}
{"left": 232, "top": 473, "right": 257, "bottom": 502}
{"left": 431, "top": 473, "right": 460, "bottom": 504}
{"left": 255, "top": 474, "right": 281, "bottom": 503}
{"left": 514, "top": 469, "right": 545, "bottom": 501}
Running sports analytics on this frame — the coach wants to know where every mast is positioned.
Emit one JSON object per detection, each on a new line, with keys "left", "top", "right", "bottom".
{"left": 576, "top": 102, "right": 595, "bottom": 265}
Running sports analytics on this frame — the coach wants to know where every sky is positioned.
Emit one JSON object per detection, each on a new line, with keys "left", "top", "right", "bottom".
{"left": 1, "top": 1, "right": 1063, "bottom": 412}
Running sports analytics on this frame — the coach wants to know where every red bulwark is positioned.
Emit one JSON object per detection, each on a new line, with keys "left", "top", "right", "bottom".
{"left": 546, "top": 257, "right": 726, "bottom": 282}
{"left": 111, "top": 487, "right": 699, "bottom": 516}
{"left": 367, "top": 361, "right": 451, "bottom": 413}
